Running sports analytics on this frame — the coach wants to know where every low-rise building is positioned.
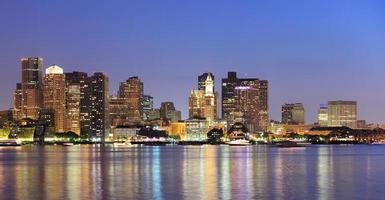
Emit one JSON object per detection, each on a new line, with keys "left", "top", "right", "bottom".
{"left": 112, "top": 126, "right": 140, "bottom": 141}
{"left": 185, "top": 118, "right": 209, "bottom": 141}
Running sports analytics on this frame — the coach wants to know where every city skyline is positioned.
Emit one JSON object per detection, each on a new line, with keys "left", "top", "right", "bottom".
{"left": 1, "top": 1, "right": 385, "bottom": 123}
{"left": 2, "top": 57, "right": 381, "bottom": 124}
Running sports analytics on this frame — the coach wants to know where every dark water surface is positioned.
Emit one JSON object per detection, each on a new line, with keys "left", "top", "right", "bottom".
{"left": 0, "top": 144, "right": 384, "bottom": 200}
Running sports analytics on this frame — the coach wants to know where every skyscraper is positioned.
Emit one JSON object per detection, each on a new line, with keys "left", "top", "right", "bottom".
{"left": 88, "top": 72, "right": 109, "bottom": 140}
{"left": 118, "top": 76, "right": 143, "bottom": 122}
{"left": 234, "top": 79, "right": 260, "bottom": 132}
{"left": 14, "top": 57, "right": 43, "bottom": 120}
{"left": 281, "top": 103, "right": 305, "bottom": 125}
{"left": 221, "top": 72, "right": 269, "bottom": 132}
{"left": 65, "top": 83, "right": 80, "bottom": 135}
{"left": 222, "top": 72, "right": 238, "bottom": 122}
{"left": 327, "top": 100, "right": 357, "bottom": 128}
{"left": 65, "top": 71, "right": 90, "bottom": 135}
{"left": 189, "top": 73, "right": 218, "bottom": 121}
{"left": 43, "top": 65, "right": 66, "bottom": 132}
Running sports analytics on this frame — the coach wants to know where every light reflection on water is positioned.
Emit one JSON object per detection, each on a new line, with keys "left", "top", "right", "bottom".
{"left": 0, "top": 145, "right": 384, "bottom": 199}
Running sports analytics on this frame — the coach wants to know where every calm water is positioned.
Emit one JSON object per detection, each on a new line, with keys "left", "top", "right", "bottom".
{"left": 0, "top": 144, "right": 384, "bottom": 200}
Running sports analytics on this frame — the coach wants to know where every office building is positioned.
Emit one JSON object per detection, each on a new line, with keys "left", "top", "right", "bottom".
{"left": 88, "top": 72, "right": 110, "bottom": 140}
{"left": 13, "top": 83, "right": 23, "bottom": 120}
{"left": 65, "top": 71, "right": 90, "bottom": 135}
{"left": 188, "top": 90, "right": 205, "bottom": 118}
{"left": 118, "top": 76, "right": 143, "bottom": 122}
{"left": 317, "top": 104, "right": 328, "bottom": 126}
{"left": 43, "top": 65, "right": 66, "bottom": 132}
{"left": 160, "top": 102, "right": 181, "bottom": 122}
{"left": 185, "top": 118, "right": 209, "bottom": 141}
{"left": 109, "top": 97, "right": 130, "bottom": 127}
{"left": 222, "top": 72, "right": 269, "bottom": 132}
{"left": 189, "top": 73, "right": 218, "bottom": 121}
{"left": 13, "top": 57, "right": 43, "bottom": 120}
{"left": 281, "top": 103, "right": 305, "bottom": 125}
{"left": 327, "top": 101, "right": 357, "bottom": 128}
{"left": 142, "top": 95, "right": 154, "bottom": 121}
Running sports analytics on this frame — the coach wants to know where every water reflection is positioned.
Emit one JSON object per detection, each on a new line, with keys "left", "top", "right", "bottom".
{"left": 0, "top": 145, "right": 384, "bottom": 199}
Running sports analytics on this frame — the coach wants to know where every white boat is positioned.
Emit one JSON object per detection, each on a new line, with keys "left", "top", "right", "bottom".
{"left": 114, "top": 141, "right": 133, "bottom": 147}
{"left": 371, "top": 141, "right": 385, "bottom": 145}
{"left": 226, "top": 139, "right": 251, "bottom": 146}
{"left": 0, "top": 139, "right": 22, "bottom": 146}
{"left": 62, "top": 143, "right": 74, "bottom": 146}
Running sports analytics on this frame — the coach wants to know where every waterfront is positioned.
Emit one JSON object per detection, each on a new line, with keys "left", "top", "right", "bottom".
{"left": 0, "top": 145, "right": 384, "bottom": 200}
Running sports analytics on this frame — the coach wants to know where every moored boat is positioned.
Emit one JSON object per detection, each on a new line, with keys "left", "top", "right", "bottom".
{"left": 226, "top": 139, "right": 251, "bottom": 146}
{"left": 62, "top": 142, "right": 74, "bottom": 146}
{"left": 275, "top": 140, "right": 311, "bottom": 148}
{"left": 371, "top": 141, "right": 385, "bottom": 145}
{"left": 114, "top": 141, "right": 133, "bottom": 147}
{"left": 0, "top": 139, "right": 22, "bottom": 146}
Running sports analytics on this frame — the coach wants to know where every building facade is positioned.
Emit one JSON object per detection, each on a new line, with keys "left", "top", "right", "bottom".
{"left": 160, "top": 102, "right": 181, "bottom": 122}
{"left": 118, "top": 76, "right": 143, "bottom": 123}
{"left": 43, "top": 65, "right": 66, "bottom": 132}
{"left": 317, "top": 104, "right": 328, "bottom": 126}
{"left": 222, "top": 72, "right": 269, "bottom": 132}
{"left": 88, "top": 73, "right": 110, "bottom": 140}
{"left": 142, "top": 95, "right": 154, "bottom": 121}
{"left": 65, "top": 71, "right": 90, "bottom": 136}
{"left": 13, "top": 57, "right": 43, "bottom": 120}
{"left": 188, "top": 90, "right": 205, "bottom": 118}
{"left": 189, "top": 72, "right": 218, "bottom": 122}
{"left": 281, "top": 103, "right": 305, "bottom": 125}
{"left": 327, "top": 101, "right": 357, "bottom": 128}
{"left": 185, "top": 118, "right": 209, "bottom": 141}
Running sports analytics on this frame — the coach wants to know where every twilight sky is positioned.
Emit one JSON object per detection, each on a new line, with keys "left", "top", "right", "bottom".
{"left": 1, "top": 0, "right": 385, "bottom": 123}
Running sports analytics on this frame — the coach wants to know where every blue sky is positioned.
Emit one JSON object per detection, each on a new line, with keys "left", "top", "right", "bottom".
{"left": 1, "top": 0, "right": 385, "bottom": 123}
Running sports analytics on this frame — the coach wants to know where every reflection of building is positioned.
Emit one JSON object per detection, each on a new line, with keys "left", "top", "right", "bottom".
{"left": 189, "top": 73, "right": 218, "bottom": 121}
{"left": 118, "top": 76, "right": 143, "bottom": 122}
{"left": 185, "top": 118, "right": 209, "bottom": 141}
{"left": 14, "top": 57, "right": 43, "bottom": 120}
{"left": 222, "top": 72, "right": 268, "bottom": 132}
{"left": 43, "top": 65, "right": 66, "bottom": 132}
{"left": 88, "top": 73, "right": 109, "bottom": 140}
{"left": 327, "top": 101, "right": 357, "bottom": 128}
{"left": 317, "top": 104, "right": 328, "bottom": 126}
{"left": 281, "top": 103, "right": 305, "bottom": 124}
{"left": 160, "top": 102, "right": 181, "bottom": 122}
{"left": 142, "top": 95, "right": 153, "bottom": 121}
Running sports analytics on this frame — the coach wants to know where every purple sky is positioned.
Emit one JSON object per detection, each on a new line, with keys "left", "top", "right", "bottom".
{"left": 1, "top": 0, "right": 385, "bottom": 123}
